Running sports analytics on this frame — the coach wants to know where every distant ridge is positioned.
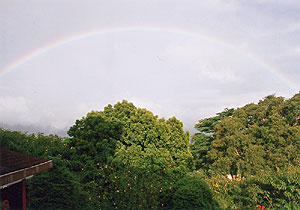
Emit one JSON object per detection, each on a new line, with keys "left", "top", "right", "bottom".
{"left": 0, "top": 122, "right": 68, "bottom": 137}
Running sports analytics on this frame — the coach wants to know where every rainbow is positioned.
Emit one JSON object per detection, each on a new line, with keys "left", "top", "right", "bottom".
{"left": 1, "top": 26, "right": 298, "bottom": 92}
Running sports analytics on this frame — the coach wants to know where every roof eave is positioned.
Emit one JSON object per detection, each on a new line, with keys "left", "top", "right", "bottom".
{"left": 0, "top": 160, "right": 53, "bottom": 188}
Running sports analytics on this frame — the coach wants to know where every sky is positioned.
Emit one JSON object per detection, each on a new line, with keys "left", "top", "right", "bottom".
{"left": 0, "top": 0, "right": 300, "bottom": 136}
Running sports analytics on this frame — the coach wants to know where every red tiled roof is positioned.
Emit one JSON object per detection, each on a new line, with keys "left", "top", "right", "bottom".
{"left": 0, "top": 148, "right": 52, "bottom": 187}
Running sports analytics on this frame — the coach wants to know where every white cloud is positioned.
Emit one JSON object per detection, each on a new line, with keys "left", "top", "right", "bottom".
{"left": 252, "top": 0, "right": 300, "bottom": 6}
{"left": 0, "top": 96, "right": 38, "bottom": 125}
{"left": 0, "top": 0, "right": 299, "bottom": 135}
{"left": 0, "top": 96, "right": 77, "bottom": 131}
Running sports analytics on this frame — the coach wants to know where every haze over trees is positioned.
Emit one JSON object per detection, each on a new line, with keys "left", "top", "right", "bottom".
{"left": 1, "top": 93, "right": 299, "bottom": 209}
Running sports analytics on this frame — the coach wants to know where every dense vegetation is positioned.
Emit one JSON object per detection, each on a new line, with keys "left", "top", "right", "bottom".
{"left": 191, "top": 93, "right": 300, "bottom": 209}
{"left": 1, "top": 93, "right": 299, "bottom": 209}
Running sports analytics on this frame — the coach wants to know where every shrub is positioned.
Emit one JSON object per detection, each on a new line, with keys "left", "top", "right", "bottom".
{"left": 171, "top": 174, "right": 220, "bottom": 210}
{"left": 27, "top": 158, "right": 91, "bottom": 210}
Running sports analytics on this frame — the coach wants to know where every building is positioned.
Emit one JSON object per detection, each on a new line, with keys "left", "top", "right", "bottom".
{"left": 0, "top": 148, "right": 53, "bottom": 210}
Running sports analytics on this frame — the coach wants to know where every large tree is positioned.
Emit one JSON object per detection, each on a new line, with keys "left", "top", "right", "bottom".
{"left": 191, "top": 108, "right": 234, "bottom": 170}
{"left": 196, "top": 93, "right": 300, "bottom": 209}
{"left": 67, "top": 100, "right": 193, "bottom": 209}
{"left": 209, "top": 94, "right": 300, "bottom": 177}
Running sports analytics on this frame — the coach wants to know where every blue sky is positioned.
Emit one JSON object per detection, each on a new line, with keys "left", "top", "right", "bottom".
{"left": 0, "top": 0, "right": 299, "bottom": 135}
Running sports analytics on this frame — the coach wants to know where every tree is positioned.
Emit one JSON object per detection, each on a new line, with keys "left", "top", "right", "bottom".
{"left": 67, "top": 113, "right": 122, "bottom": 182}
{"left": 27, "top": 157, "right": 91, "bottom": 210}
{"left": 104, "top": 144, "right": 183, "bottom": 209}
{"left": 197, "top": 93, "right": 300, "bottom": 208}
{"left": 208, "top": 95, "right": 300, "bottom": 177}
{"left": 171, "top": 173, "right": 220, "bottom": 210}
{"left": 67, "top": 100, "right": 194, "bottom": 209}
{"left": 68, "top": 101, "right": 193, "bottom": 172}
{"left": 0, "top": 129, "right": 91, "bottom": 209}
{"left": 191, "top": 108, "right": 234, "bottom": 170}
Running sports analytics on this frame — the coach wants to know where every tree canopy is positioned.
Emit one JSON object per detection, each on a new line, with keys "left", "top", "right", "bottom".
{"left": 192, "top": 93, "right": 300, "bottom": 209}
{"left": 209, "top": 94, "right": 300, "bottom": 177}
{"left": 67, "top": 100, "right": 194, "bottom": 209}
{"left": 2, "top": 93, "right": 299, "bottom": 209}
{"left": 191, "top": 108, "right": 234, "bottom": 170}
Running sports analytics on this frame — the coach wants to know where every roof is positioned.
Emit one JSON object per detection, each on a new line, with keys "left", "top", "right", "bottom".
{"left": 0, "top": 148, "right": 53, "bottom": 188}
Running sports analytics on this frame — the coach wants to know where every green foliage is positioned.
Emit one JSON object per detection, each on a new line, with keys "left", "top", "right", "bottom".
{"left": 0, "top": 129, "right": 90, "bottom": 210}
{"left": 282, "top": 93, "right": 300, "bottom": 126}
{"left": 195, "top": 93, "right": 300, "bottom": 209}
{"left": 0, "top": 200, "right": 10, "bottom": 210}
{"left": 27, "top": 157, "right": 91, "bottom": 210}
{"left": 67, "top": 100, "right": 193, "bottom": 209}
{"left": 190, "top": 133, "right": 214, "bottom": 170}
{"left": 68, "top": 113, "right": 122, "bottom": 163}
{"left": 195, "top": 108, "right": 234, "bottom": 134}
{"left": 201, "top": 172, "right": 260, "bottom": 209}
{"left": 276, "top": 202, "right": 300, "bottom": 210}
{"left": 191, "top": 108, "right": 234, "bottom": 170}
{"left": 67, "top": 114, "right": 123, "bottom": 184}
{"left": 250, "top": 165, "right": 300, "bottom": 209}
{"left": 101, "top": 101, "right": 193, "bottom": 168}
{"left": 208, "top": 94, "right": 300, "bottom": 178}
{"left": 171, "top": 173, "right": 220, "bottom": 210}
{"left": 104, "top": 144, "right": 183, "bottom": 209}
{"left": 4, "top": 92, "right": 299, "bottom": 209}
{"left": 0, "top": 128, "right": 68, "bottom": 159}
